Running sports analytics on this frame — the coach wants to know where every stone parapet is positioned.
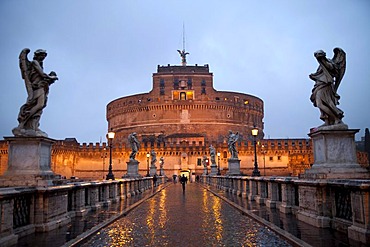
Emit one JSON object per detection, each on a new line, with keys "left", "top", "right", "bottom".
{"left": 203, "top": 175, "right": 370, "bottom": 244}
{"left": 0, "top": 177, "right": 166, "bottom": 246}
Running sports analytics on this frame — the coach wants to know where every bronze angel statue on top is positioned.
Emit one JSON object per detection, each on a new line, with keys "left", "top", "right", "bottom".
{"left": 177, "top": 49, "right": 189, "bottom": 66}
{"left": 12, "top": 48, "right": 58, "bottom": 137}
{"left": 309, "top": 47, "right": 346, "bottom": 128}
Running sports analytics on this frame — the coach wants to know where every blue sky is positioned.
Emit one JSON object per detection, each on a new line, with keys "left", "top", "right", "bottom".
{"left": 0, "top": 0, "right": 369, "bottom": 143}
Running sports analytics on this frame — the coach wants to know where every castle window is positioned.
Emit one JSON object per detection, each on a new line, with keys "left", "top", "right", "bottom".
{"left": 269, "top": 157, "right": 273, "bottom": 161}
{"left": 186, "top": 91, "right": 194, "bottom": 100}
{"left": 187, "top": 78, "right": 192, "bottom": 89}
{"left": 172, "top": 90, "right": 194, "bottom": 100}
{"left": 172, "top": 91, "right": 179, "bottom": 100}
{"left": 277, "top": 156, "right": 281, "bottom": 161}
{"left": 216, "top": 97, "right": 220, "bottom": 101}
{"left": 160, "top": 88, "right": 165, "bottom": 95}
{"left": 201, "top": 87, "right": 206, "bottom": 95}
{"left": 201, "top": 79, "right": 206, "bottom": 86}
{"left": 174, "top": 79, "right": 179, "bottom": 89}
{"left": 160, "top": 79, "right": 165, "bottom": 87}
{"left": 223, "top": 151, "right": 227, "bottom": 159}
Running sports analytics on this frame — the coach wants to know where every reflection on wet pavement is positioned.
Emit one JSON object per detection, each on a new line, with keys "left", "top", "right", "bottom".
{"left": 81, "top": 183, "right": 291, "bottom": 247}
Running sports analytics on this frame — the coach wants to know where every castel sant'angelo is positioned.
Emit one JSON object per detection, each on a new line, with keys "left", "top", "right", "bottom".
{"left": 0, "top": 50, "right": 366, "bottom": 180}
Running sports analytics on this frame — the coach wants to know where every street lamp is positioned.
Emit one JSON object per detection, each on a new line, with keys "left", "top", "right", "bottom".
{"left": 159, "top": 159, "right": 162, "bottom": 176}
{"left": 106, "top": 130, "right": 115, "bottom": 180}
{"left": 251, "top": 126, "right": 261, "bottom": 176}
{"left": 217, "top": 152, "right": 221, "bottom": 175}
{"left": 146, "top": 152, "right": 150, "bottom": 177}
{"left": 261, "top": 144, "right": 266, "bottom": 176}
{"left": 101, "top": 148, "right": 107, "bottom": 179}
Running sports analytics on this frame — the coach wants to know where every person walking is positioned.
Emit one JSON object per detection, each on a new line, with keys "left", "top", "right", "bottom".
{"left": 180, "top": 174, "right": 188, "bottom": 192}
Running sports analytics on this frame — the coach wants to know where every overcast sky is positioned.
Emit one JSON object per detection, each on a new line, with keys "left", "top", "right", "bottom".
{"left": 0, "top": 0, "right": 369, "bottom": 143}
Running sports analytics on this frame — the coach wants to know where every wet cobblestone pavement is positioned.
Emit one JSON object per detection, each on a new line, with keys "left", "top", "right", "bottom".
{"left": 80, "top": 183, "right": 291, "bottom": 247}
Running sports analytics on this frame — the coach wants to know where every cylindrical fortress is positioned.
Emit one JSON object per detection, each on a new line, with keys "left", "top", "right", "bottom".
{"left": 107, "top": 64, "right": 264, "bottom": 146}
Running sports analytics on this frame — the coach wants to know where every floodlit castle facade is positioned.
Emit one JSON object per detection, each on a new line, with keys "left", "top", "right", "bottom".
{"left": 7, "top": 54, "right": 369, "bottom": 180}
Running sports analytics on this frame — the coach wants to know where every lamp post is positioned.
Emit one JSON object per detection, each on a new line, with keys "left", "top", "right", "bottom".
{"left": 146, "top": 153, "right": 150, "bottom": 177}
{"left": 101, "top": 148, "right": 107, "bottom": 179}
{"left": 106, "top": 130, "right": 115, "bottom": 180}
{"left": 206, "top": 159, "right": 209, "bottom": 175}
{"left": 261, "top": 144, "right": 266, "bottom": 176}
{"left": 217, "top": 152, "right": 221, "bottom": 175}
{"left": 251, "top": 126, "right": 261, "bottom": 176}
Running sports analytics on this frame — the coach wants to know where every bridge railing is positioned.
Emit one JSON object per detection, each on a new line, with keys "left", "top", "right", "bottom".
{"left": 0, "top": 176, "right": 167, "bottom": 247}
{"left": 202, "top": 175, "right": 370, "bottom": 244}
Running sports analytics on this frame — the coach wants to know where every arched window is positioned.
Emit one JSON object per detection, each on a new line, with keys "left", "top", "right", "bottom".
{"left": 180, "top": 92, "right": 186, "bottom": 100}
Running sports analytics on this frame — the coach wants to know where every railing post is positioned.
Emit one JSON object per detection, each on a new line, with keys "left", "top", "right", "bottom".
{"left": 348, "top": 185, "right": 370, "bottom": 243}
{"left": 279, "top": 178, "right": 295, "bottom": 214}
{"left": 255, "top": 179, "right": 267, "bottom": 204}
{"left": 266, "top": 179, "right": 278, "bottom": 208}
{"left": 248, "top": 179, "right": 257, "bottom": 201}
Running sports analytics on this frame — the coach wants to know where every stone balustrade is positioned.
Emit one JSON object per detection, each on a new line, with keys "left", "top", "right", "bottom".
{"left": 0, "top": 176, "right": 166, "bottom": 247}
{"left": 202, "top": 175, "right": 370, "bottom": 244}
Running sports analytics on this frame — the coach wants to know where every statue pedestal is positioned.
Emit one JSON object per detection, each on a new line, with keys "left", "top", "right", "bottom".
{"left": 0, "top": 136, "right": 56, "bottom": 187}
{"left": 203, "top": 167, "right": 208, "bottom": 175}
{"left": 125, "top": 160, "right": 141, "bottom": 178}
{"left": 159, "top": 168, "right": 165, "bottom": 176}
{"left": 149, "top": 165, "right": 157, "bottom": 176}
{"left": 210, "top": 164, "right": 218, "bottom": 175}
{"left": 303, "top": 129, "right": 369, "bottom": 179}
{"left": 228, "top": 158, "right": 241, "bottom": 175}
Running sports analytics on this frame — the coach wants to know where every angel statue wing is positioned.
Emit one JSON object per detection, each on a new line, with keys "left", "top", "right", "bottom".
{"left": 19, "top": 48, "right": 32, "bottom": 100}
{"left": 332, "top": 47, "right": 346, "bottom": 93}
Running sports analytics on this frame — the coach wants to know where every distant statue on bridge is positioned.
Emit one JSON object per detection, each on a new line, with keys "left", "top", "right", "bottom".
{"left": 13, "top": 48, "right": 58, "bottom": 137}
{"left": 151, "top": 149, "right": 157, "bottom": 166}
{"left": 128, "top": 132, "right": 140, "bottom": 161}
{"left": 160, "top": 156, "right": 164, "bottom": 169}
{"left": 309, "top": 47, "right": 347, "bottom": 128}
{"left": 228, "top": 130, "right": 239, "bottom": 159}
{"left": 209, "top": 145, "right": 216, "bottom": 164}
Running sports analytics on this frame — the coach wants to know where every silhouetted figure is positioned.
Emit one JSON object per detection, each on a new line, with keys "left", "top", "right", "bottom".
{"left": 180, "top": 174, "right": 188, "bottom": 192}
{"left": 153, "top": 174, "right": 157, "bottom": 187}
